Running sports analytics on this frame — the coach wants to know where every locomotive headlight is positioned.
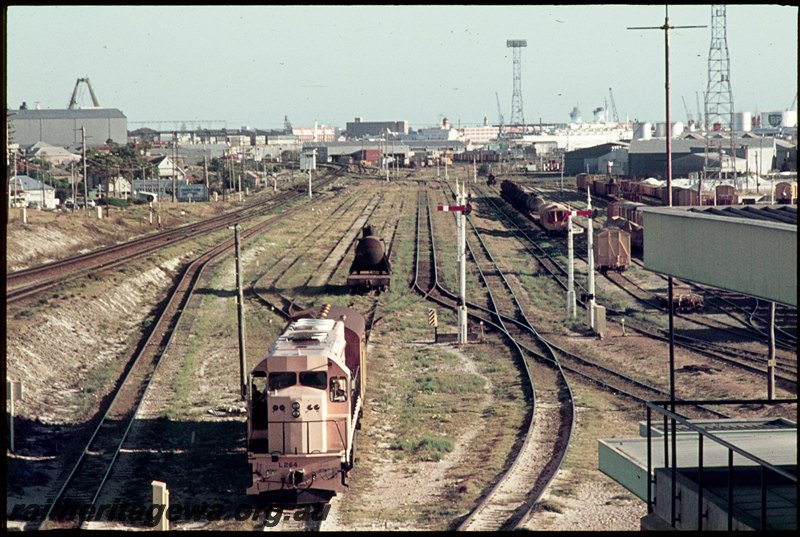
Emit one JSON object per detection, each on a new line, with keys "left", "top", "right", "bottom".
{"left": 292, "top": 410, "right": 300, "bottom": 418}
{"left": 272, "top": 405, "right": 278, "bottom": 411}
{"left": 279, "top": 404, "right": 285, "bottom": 411}
{"left": 314, "top": 404, "right": 320, "bottom": 410}
{"left": 292, "top": 402, "right": 300, "bottom": 410}
{"left": 307, "top": 404, "right": 313, "bottom": 411}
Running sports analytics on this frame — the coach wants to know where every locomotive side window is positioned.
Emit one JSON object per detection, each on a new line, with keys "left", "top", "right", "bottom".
{"left": 299, "top": 371, "right": 327, "bottom": 390}
{"left": 251, "top": 372, "right": 269, "bottom": 430}
{"left": 330, "top": 377, "right": 347, "bottom": 402}
{"left": 268, "top": 372, "right": 296, "bottom": 391}
{"left": 252, "top": 373, "right": 268, "bottom": 398}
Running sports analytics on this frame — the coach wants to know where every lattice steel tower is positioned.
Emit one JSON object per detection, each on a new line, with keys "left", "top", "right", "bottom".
{"left": 705, "top": 5, "right": 734, "bottom": 132}
{"left": 507, "top": 39, "right": 527, "bottom": 125}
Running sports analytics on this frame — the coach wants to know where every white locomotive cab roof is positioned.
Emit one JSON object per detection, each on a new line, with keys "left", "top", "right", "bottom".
{"left": 282, "top": 318, "right": 336, "bottom": 342}
{"left": 293, "top": 318, "right": 336, "bottom": 331}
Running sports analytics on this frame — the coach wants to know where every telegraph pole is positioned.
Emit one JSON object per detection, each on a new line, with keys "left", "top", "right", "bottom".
{"left": 172, "top": 132, "right": 177, "bottom": 203}
{"left": 204, "top": 154, "right": 209, "bottom": 201}
{"left": 233, "top": 223, "right": 247, "bottom": 400}
{"left": 586, "top": 187, "right": 596, "bottom": 329}
{"left": 628, "top": 10, "right": 704, "bottom": 527}
{"left": 82, "top": 126, "right": 88, "bottom": 213}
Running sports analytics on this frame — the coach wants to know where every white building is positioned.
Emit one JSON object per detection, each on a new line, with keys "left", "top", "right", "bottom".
{"left": 9, "top": 175, "right": 58, "bottom": 209}
{"left": 151, "top": 155, "right": 186, "bottom": 180}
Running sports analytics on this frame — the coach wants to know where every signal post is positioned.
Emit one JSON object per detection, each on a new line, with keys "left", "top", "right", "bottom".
{"left": 437, "top": 179, "right": 472, "bottom": 344}
{"left": 564, "top": 206, "right": 599, "bottom": 329}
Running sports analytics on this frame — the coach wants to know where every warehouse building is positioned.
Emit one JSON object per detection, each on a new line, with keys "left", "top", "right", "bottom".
{"left": 345, "top": 117, "right": 409, "bottom": 139}
{"left": 9, "top": 108, "right": 128, "bottom": 148}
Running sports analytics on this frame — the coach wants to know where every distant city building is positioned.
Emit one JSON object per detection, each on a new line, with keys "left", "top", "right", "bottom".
{"left": 457, "top": 125, "right": 500, "bottom": 144}
{"left": 8, "top": 108, "right": 128, "bottom": 148}
{"left": 345, "top": 117, "right": 409, "bottom": 139}
{"left": 293, "top": 123, "right": 337, "bottom": 143}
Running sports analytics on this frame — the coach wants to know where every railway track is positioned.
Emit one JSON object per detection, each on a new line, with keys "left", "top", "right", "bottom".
{"left": 7, "top": 165, "right": 345, "bottom": 303}
{"left": 248, "top": 185, "right": 401, "bottom": 531}
{"left": 481, "top": 181, "right": 796, "bottom": 392}
{"left": 34, "top": 169, "right": 347, "bottom": 530}
{"left": 542, "top": 182, "right": 797, "bottom": 352}
{"left": 412, "top": 184, "right": 575, "bottom": 531}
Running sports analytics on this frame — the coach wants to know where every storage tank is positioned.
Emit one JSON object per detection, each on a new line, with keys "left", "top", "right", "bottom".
{"left": 654, "top": 122, "right": 684, "bottom": 138}
{"left": 733, "top": 111, "right": 752, "bottom": 132}
{"left": 633, "top": 122, "right": 651, "bottom": 140}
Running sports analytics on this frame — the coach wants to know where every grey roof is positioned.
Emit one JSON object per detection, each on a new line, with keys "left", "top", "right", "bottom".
{"left": 688, "top": 204, "right": 797, "bottom": 226}
{"left": 10, "top": 108, "right": 127, "bottom": 120}
{"left": 628, "top": 138, "right": 706, "bottom": 154}
{"left": 565, "top": 141, "right": 628, "bottom": 159}
{"left": 10, "top": 175, "right": 55, "bottom": 191}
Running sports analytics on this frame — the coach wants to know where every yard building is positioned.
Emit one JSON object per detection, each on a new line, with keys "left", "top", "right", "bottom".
{"left": 9, "top": 108, "right": 128, "bottom": 148}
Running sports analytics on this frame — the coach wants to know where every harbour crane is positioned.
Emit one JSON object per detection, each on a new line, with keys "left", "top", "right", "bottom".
{"left": 495, "top": 92, "right": 505, "bottom": 135}
{"left": 682, "top": 95, "right": 693, "bottom": 123}
{"left": 608, "top": 88, "right": 619, "bottom": 123}
{"left": 68, "top": 78, "right": 100, "bottom": 109}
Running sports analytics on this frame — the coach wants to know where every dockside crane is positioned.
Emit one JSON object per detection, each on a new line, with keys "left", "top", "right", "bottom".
{"left": 682, "top": 95, "right": 693, "bottom": 123}
{"left": 68, "top": 78, "right": 100, "bottom": 109}
{"left": 495, "top": 92, "right": 505, "bottom": 135}
{"left": 608, "top": 88, "right": 619, "bottom": 123}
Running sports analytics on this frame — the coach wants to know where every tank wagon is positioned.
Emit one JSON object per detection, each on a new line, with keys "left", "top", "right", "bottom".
{"left": 486, "top": 173, "right": 497, "bottom": 186}
{"left": 247, "top": 304, "right": 366, "bottom": 505}
{"left": 775, "top": 182, "right": 797, "bottom": 204}
{"left": 347, "top": 225, "right": 391, "bottom": 293}
{"left": 594, "top": 228, "right": 631, "bottom": 273}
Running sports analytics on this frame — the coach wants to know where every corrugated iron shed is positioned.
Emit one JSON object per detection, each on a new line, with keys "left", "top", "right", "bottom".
{"left": 639, "top": 204, "right": 796, "bottom": 307}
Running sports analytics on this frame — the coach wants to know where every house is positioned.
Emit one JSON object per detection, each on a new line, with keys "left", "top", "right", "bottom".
{"left": 27, "top": 141, "right": 82, "bottom": 166}
{"left": 9, "top": 175, "right": 58, "bottom": 209}
{"left": 150, "top": 155, "right": 186, "bottom": 180}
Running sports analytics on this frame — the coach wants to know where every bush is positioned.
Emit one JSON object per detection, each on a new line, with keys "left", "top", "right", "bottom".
{"left": 98, "top": 197, "right": 129, "bottom": 208}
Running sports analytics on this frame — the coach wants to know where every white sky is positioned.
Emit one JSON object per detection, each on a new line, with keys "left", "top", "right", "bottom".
{"left": 5, "top": 4, "right": 798, "bottom": 131}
